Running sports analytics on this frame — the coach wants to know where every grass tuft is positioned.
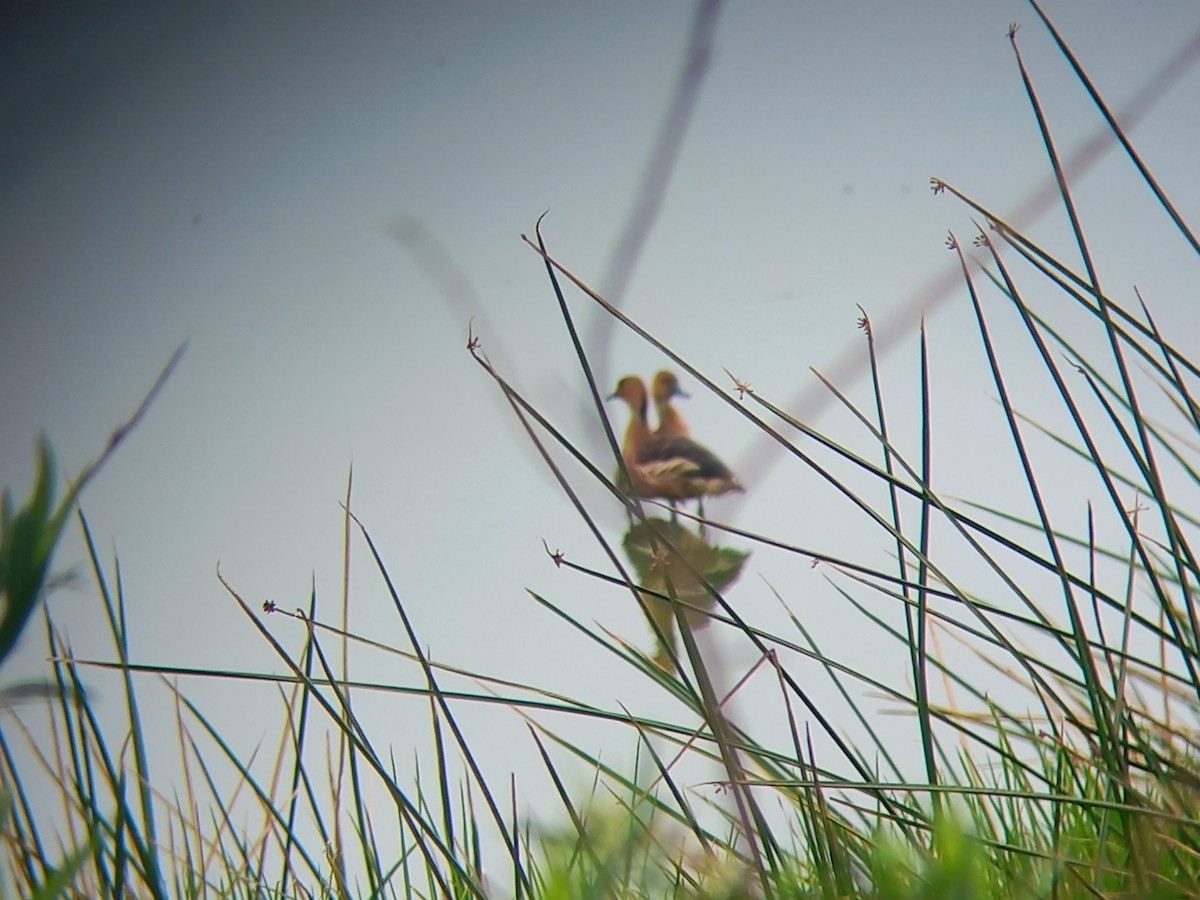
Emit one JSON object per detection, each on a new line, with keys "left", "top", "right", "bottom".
{"left": 6, "top": 14, "right": 1200, "bottom": 900}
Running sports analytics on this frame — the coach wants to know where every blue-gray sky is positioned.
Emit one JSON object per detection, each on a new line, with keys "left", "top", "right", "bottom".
{"left": 4, "top": 0, "right": 1200, "bottom": 863}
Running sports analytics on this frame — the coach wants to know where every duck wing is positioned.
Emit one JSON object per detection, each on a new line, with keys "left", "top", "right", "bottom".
{"left": 637, "top": 436, "right": 732, "bottom": 480}
{"left": 632, "top": 436, "right": 743, "bottom": 498}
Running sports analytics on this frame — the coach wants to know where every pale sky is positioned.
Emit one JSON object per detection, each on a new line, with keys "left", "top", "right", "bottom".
{"left": 4, "top": 0, "right": 1200, "bottom": 865}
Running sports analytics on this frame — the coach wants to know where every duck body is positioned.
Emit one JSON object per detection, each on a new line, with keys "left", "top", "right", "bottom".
{"left": 609, "top": 375, "right": 743, "bottom": 501}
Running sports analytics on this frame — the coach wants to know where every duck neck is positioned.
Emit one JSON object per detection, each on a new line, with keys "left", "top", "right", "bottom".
{"left": 656, "top": 400, "right": 687, "bottom": 436}
{"left": 622, "top": 395, "right": 651, "bottom": 456}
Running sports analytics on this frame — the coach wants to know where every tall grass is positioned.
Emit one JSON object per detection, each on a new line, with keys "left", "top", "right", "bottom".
{"left": 5, "top": 6, "right": 1200, "bottom": 897}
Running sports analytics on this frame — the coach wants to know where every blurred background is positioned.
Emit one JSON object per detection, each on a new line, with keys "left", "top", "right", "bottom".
{"left": 3, "top": 0, "right": 1199, "bottom": 844}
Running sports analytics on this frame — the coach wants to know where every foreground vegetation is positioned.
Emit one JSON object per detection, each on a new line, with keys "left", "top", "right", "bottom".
{"left": 5, "top": 6, "right": 1200, "bottom": 897}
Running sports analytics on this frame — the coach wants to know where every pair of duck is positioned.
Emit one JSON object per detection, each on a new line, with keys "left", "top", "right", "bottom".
{"left": 608, "top": 370, "right": 743, "bottom": 504}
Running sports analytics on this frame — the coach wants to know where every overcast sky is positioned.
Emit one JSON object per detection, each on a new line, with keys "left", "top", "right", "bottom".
{"left": 4, "top": 0, "right": 1199, "bottom": 865}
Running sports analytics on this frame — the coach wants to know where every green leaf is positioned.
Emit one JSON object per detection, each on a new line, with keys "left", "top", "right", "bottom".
{"left": 0, "top": 439, "right": 60, "bottom": 664}
{"left": 622, "top": 517, "right": 749, "bottom": 657}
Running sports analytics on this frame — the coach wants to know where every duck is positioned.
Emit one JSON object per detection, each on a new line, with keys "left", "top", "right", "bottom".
{"left": 608, "top": 375, "right": 743, "bottom": 503}
{"left": 652, "top": 369, "right": 690, "bottom": 439}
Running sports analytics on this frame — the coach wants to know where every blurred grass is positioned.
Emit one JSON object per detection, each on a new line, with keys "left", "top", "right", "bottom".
{"left": 6, "top": 6, "right": 1200, "bottom": 898}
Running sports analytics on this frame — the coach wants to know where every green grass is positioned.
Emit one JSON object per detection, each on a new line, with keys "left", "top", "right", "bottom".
{"left": 5, "top": 5, "right": 1200, "bottom": 897}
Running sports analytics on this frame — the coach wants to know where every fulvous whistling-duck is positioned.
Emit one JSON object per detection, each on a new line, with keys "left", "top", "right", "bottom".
{"left": 608, "top": 375, "right": 743, "bottom": 503}
{"left": 652, "top": 369, "right": 690, "bottom": 439}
